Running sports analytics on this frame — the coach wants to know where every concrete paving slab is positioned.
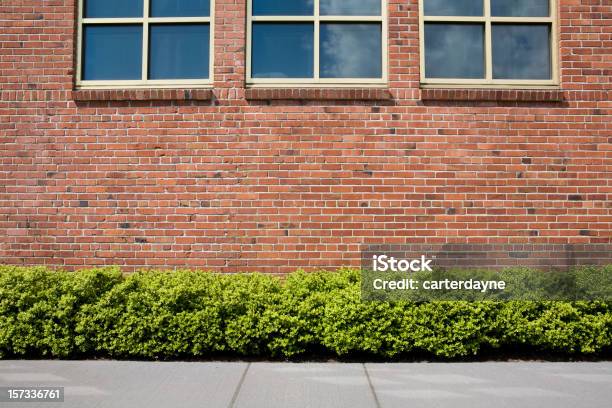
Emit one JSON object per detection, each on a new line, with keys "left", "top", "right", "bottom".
{"left": 366, "top": 362, "right": 612, "bottom": 408}
{"left": 0, "top": 361, "right": 610, "bottom": 408}
{"left": 0, "top": 361, "right": 247, "bottom": 408}
{"left": 232, "top": 363, "right": 378, "bottom": 408}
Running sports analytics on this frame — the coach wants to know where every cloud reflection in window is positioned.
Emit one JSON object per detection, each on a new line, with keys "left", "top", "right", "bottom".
{"left": 493, "top": 24, "right": 551, "bottom": 79}
{"left": 320, "top": 0, "right": 381, "bottom": 16}
{"left": 424, "top": 23, "right": 485, "bottom": 79}
{"left": 320, "top": 23, "right": 382, "bottom": 78}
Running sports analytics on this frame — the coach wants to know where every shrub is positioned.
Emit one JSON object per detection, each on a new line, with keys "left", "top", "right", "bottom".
{"left": 0, "top": 266, "right": 122, "bottom": 358}
{"left": 76, "top": 271, "right": 227, "bottom": 358}
{"left": 0, "top": 265, "right": 610, "bottom": 360}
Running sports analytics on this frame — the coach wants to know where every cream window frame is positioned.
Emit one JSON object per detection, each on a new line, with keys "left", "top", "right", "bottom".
{"left": 76, "top": 0, "right": 215, "bottom": 89}
{"left": 419, "top": 0, "right": 559, "bottom": 88}
{"left": 246, "top": 0, "right": 388, "bottom": 88}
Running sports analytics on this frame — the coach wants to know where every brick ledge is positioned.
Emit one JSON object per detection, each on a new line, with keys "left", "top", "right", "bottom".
{"left": 421, "top": 88, "right": 564, "bottom": 102}
{"left": 72, "top": 88, "right": 213, "bottom": 102}
{"left": 245, "top": 88, "right": 392, "bottom": 101}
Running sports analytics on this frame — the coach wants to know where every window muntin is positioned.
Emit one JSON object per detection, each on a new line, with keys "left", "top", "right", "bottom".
{"left": 419, "top": 0, "right": 558, "bottom": 86}
{"left": 247, "top": 0, "right": 387, "bottom": 86}
{"left": 77, "top": 0, "right": 214, "bottom": 88}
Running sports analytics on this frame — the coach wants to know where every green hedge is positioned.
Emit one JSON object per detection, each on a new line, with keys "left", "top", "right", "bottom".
{"left": 0, "top": 266, "right": 610, "bottom": 360}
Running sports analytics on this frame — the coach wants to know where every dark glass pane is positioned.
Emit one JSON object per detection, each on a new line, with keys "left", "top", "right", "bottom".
{"left": 493, "top": 24, "right": 551, "bottom": 79}
{"left": 82, "top": 25, "right": 142, "bottom": 80}
{"left": 150, "top": 0, "right": 210, "bottom": 17}
{"left": 320, "top": 0, "right": 380, "bottom": 16}
{"left": 252, "top": 23, "right": 314, "bottom": 78}
{"left": 84, "top": 0, "right": 143, "bottom": 18}
{"left": 424, "top": 23, "right": 484, "bottom": 79}
{"left": 424, "top": 0, "right": 483, "bottom": 16}
{"left": 320, "top": 23, "right": 382, "bottom": 78}
{"left": 253, "top": 0, "right": 313, "bottom": 16}
{"left": 149, "top": 24, "right": 210, "bottom": 80}
{"left": 491, "top": 0, "right": 549, "bottom": 17}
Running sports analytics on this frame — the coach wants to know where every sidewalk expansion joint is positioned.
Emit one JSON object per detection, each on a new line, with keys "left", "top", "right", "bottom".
{"left": 228, "top": 362, "right": 250, "bottom": 408}
{"left": 363, "top": 363, "right": 382, "bottom": 408}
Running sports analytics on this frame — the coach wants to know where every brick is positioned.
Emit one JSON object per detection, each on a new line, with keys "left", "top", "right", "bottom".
{"left": 244, "top": 88, "right": 392, "bottom": 101}
{"left": 0, "top": 0, "right": 609, "bottom": 273}
{"left": 421, "top": 88, "right": 565, "bottom": 102}
{"left": 72, "top": 89, "right": 213, "bottom": 101}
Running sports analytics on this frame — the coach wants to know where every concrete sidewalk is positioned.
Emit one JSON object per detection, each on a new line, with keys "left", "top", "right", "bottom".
{"left": 0, "top": 361, "right": 610, "bottom": 408}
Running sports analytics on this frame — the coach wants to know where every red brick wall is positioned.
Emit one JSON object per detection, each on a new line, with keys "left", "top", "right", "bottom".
{"left": 0, "top": 1, "right": 610, "bottom": 273}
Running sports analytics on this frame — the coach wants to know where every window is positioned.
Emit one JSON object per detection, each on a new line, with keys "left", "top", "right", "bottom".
{"left": 419, "top": 0, "right": 558, "bottom": 86}
{"left": 77, "top": 0, "right": 214, "bottom": 88}
{"left": 247, "top": 0, "right": 387, "bottom": 86}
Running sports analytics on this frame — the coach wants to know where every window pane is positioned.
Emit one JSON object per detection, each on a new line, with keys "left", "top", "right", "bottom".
{"left": 423, "top": 0, "right": 483, "bottom": 16}
{"left": 320, "top": 0, "right": 381, "bottom": 16}
{"left": 84, "top": 0, "right": 143, "bottom": 18}
{"left": 82, "top": 25, "right": 142, "bottom": 80}
{"left": 493, "top": 24, "right": 551, "bottom": 80}
{"left": 150, "top": 0, "right": 210, "bottom": 17}
{"left": 149, "top": 24, "right": 210, "bottom": 80}
{"left": 252, "top": 23, "right": 314, "bottom": 78}
{"left": 424, "top": 23, "right": 484, "bottom": 79}
{"left": 320, "top": 24, "right": 382, "bottom": 78}
{"left": 491, "top": 0, "right": 549, "bottom": 17}
{"left": 252, "top": 0, "right": 313, "bottom": 16}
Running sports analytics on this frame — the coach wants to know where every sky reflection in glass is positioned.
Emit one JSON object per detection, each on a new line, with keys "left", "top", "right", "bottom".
{"left": 320, "top": 0, "right": 381, "bottom": 16}
{"left": 425, "top": 23, "right": 484, "bottom": 78}
{"left": 320, "top": 23, "right": 382, "bottom": 78}
{"left": 424, "top": 0, "right": 483, "bottom": 16}
{"left": 493, "top": 24, "right": 551, "bottom": 79}
{"left": 491, "top": 0, "right": 549, "bottom": 17}
{"left": 252, "top": 23, "right": 314, "bottom": 78}
{"left": 149, "top": 24, "right": 210, "bottom": 79}
{"left": 150, "top": 0, "right": 210, "bottom": 17}
{"left": 253, "top": 0, "right": 313, "bottom": 16}
{"left": 83, "top": 25, "right": 142, "bottom": 80}
{"left": 84, "top": 0, "right": 143, "bottom": 18}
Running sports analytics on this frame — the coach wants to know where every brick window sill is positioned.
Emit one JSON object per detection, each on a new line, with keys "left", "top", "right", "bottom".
{"left": 420, "top": 88, "right": 564, "bottom": 102}
{"left": 72, "top": 88, "right": 213, "bottom": 102}
{"left": 245, "top": 88, "right": 392, "bottom": 101}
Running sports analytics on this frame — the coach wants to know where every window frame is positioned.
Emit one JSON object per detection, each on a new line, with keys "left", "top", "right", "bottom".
{"left": 246, "top": 0, "right": 388, "bottom": 88}
{"left": 419, "top": 0, "right": 559, "bottom": 88}
{"left": 76, "top": 0, "right": 215, "bottom": 89}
